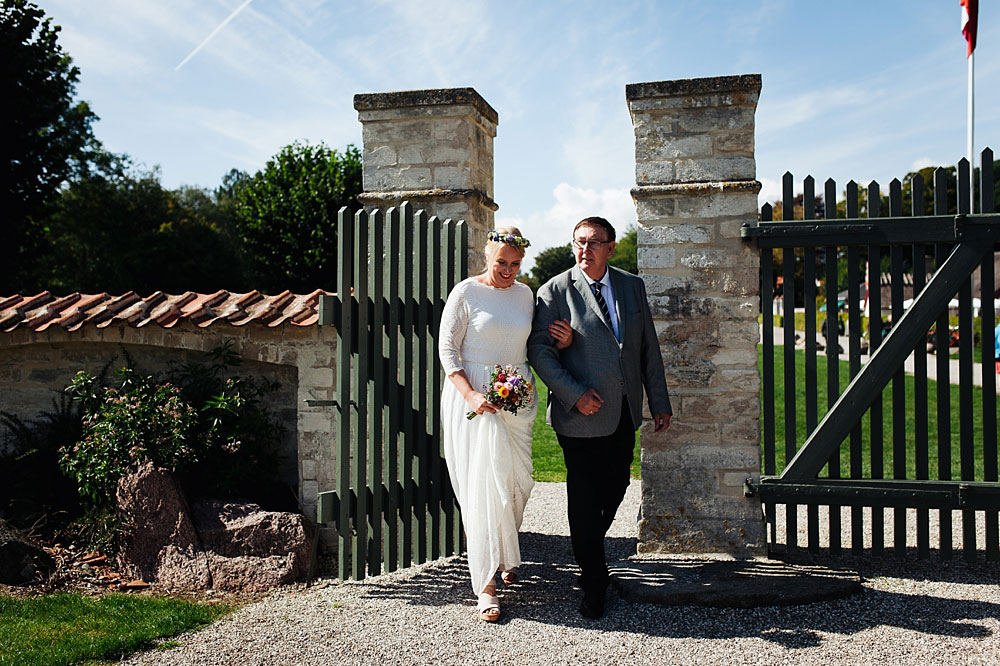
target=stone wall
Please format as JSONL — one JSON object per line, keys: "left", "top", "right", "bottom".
{"left": 627, "top": 75, "right": 766, "bottom": 555}
{"left": 0, "top": 323, "right": 337, "bottom": 525}
{"left": 354, "top": 88, "right": 498, "bottom": 274}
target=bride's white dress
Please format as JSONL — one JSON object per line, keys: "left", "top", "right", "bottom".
{"left": 438, "top": 277, "right": 536, "bottom": 595}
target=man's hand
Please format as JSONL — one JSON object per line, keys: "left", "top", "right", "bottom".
{"left": 653, "top": 413, "right": 672, "bottom": 433}
{"left": 574, "top": 389, "right": 603, "bottom": 416}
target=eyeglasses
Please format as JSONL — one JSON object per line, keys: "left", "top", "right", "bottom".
{"left": 572, "top": 238, "right": 611, "bottom": 251}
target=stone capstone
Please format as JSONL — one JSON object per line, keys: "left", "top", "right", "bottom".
{"left": 115, "top": 463, "right": 311, "bottom": 592}
{"left": 0, "top": 519, "right": 55, "bottom": 584}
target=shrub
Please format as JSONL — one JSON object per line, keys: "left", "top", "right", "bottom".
{"left": 56, "top": 344, "right": 288, "bottom": 513}
{"left": 0, "top": 360, "right": 113, "bottom": 531}
{"left": 0, "top": 394, "right": 83, "bottom": 530}
{"left": 60, "top": 368, "right": 203, "bottom": 506}
{"left": 171, "top": 343, "right": 286, "bottom": 504}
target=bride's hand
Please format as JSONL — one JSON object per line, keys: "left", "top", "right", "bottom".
{"left": 549, "top": 318, "right": 573, "bottom": 350}
{"left": 465, "top": 391, "right": 499, "bottom": 416}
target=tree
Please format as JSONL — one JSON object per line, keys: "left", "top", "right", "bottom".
{"left": 38, "top": 159, "right": 245, "bottom": 294}
{"left": 768, "top": 193, "right": 826, "bottom": 221}
{"left": 527, "top": 226, "right": 638, "bottom": 292}
{"left": 530, "top": 243, "right": 574, "bottom": 289}
{"left": 608, "top": 225, "right": 638, "bottom": 274}
{"left": 233, "top": 142, "right": 362, "bottom": 293}
{"left": 1, "top": 0, "right": 101, "bottom": 293}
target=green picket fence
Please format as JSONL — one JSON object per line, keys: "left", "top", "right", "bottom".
{"left": 317, "top": 203, "right": 468, "bottom": 580}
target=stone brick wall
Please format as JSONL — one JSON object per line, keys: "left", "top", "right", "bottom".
{"left": 627, "top": 75, "right": 766, "bottom": 555}
{"left": 0, "top": 323, "right": 337, "bottom": 526}
{"left": 354, "top": 88, "right": 498, "bottom": 274}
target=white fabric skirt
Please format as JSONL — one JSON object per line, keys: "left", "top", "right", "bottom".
{"left": 441, "top": 360, "right": 536, "bottom": 595}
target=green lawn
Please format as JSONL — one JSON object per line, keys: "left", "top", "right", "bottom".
{"left": 533, "top": 348, "right": 998, "bottom": 483}
{"left": 949, "top": 345, "right": 991, "bottom": 364}
{"left": 766, "top": 347, "right": 999, "bottom": 480}
{"left": 531, "top": 372, "right": 640, "bottom": 482}
{"left": 0, "top": 593, "right": 232, "bottom": 666}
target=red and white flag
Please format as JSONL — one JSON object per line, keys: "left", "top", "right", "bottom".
{"left": 961, "top": 0, "right": 978, "bottom": 57}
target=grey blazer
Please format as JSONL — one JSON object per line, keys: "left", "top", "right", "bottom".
{"left": 527, "top": 265, "right": 671, "bottom": 438}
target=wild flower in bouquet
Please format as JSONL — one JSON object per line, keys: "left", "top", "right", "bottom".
{"left": 466, "top": 364, "right": 534, "bottom": 419}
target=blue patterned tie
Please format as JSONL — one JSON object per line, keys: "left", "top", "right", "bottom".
{"left": 590, "top": 282, "right": 614, "bottom": 336}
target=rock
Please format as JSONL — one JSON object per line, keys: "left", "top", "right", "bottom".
{"left": 0, "top": 519, "right": 55, "bottom": 584}
{"left": 191, "top": 500, "right": 311, "bottom": 592}
{"left": 114, "top": 464, "right": 311, "bottom": 592}
{"left": 115, "top": 462, "right": 212, "bottom": 589}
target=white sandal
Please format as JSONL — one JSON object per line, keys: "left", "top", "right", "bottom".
{"left": 477, "top": 591, "right": 500, "bottom": 622}
{"left": 500, "top": 568, "right": 519, "bottom": 585}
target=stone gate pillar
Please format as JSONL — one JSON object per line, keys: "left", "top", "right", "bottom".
{"left": 627, "top": 74, "right": 766, "bottom": 555}
{"left": 354, "top": 88, "right": 498, "bottom": 273}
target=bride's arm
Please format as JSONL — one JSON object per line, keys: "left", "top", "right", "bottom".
{"left": 439, "top": 284, "right": 497, "bottom": 414}
{"left": 447, "top": 370, "right": 498, "bottom": 415}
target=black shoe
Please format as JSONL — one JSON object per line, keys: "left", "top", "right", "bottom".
{"left": 579, "top": 591, "right": 605, "bottom": 619}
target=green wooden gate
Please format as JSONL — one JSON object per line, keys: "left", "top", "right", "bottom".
{"left": 316, "top": 203, "right": 468, "bottom": 580}
{"left": 743, "top": 150, "right": 1000, "bottom": 561}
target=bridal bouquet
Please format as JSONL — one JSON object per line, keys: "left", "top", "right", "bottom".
{"left": 466, "top": 364, "right": 534, "bottom": 419}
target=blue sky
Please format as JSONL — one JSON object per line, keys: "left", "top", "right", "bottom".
{"left": 37, "top": 0, "right": 1000, "bottom": 270}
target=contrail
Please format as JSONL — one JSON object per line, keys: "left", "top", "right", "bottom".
{"left": 175, "top": 0, "right": 255, "bottom": 71}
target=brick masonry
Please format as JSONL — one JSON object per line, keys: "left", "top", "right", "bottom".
{"left": 354, "top": 88, "right": 498, "bottom": 274}
{"left": 628, "top": 74, "right": 766, "bottom": 555}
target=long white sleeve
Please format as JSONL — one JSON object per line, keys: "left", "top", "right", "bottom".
{"left": 438, "top": 282, "right": 470, "bottom": 375}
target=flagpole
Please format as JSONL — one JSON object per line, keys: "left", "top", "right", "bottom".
{"left": 968, "top": 50, "right": 975, "bottom": 212}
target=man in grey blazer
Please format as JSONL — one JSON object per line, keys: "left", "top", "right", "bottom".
{"left": 527, "top": 216, "right": 671, "bottom": 619}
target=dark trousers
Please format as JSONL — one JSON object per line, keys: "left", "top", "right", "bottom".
{"left": 557, "top": 399, "right": 635, "bottom": 595}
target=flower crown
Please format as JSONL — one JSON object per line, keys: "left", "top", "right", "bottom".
{"left": 487, "top": 230, "right": 531, "bottom": 248}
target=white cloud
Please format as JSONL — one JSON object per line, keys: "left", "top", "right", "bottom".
{"left": 55, "top": 28, "right": 151, "bottom": 77}
{"left": 175, "top": 0, "right": 255, "bottom": 71}
{"left": 757, "top": 84, "right": 871, "bottom": 136}
{"left": 726, "top": 0, "right": 788, "bottom": 42}
{"left": 369, "top": 0, "right": 493, "bottom": 86}
{"left": 180, "top": 103, "right": 358, "bottom": 172}
{"left": 497, "top": 183, "right": 635, "bottom": 272}
{"left": 757, "top": 175, "right": 782, "bottom": 209}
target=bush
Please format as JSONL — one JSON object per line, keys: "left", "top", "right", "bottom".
{"left": 54, "top": 344, "right": 287, "bottom": 513}
{"left": 171, "top": 344, "right": 286, "bottom": 505}
{"left": 60, "top": 368, "right": 202, "bottom": 506}
{"left": 0, "top": 394, "right": 85, "bottom": 530}
{"left": 0, "top": 360, "right": 113, "bottom": 531}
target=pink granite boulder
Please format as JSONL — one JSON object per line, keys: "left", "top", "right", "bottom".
{"left": 191, "top": 500, "right": 311, "bottom": 592}
{"left": 115, "top": 462, "right": 212, "bottom": 589}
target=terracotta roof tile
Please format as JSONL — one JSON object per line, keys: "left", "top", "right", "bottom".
{"left": 0, "top": 290, "right": 334, "bottom": 333}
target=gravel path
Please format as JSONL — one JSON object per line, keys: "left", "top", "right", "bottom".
{"left": 122, "top": 481, "right": 1000, "bottom": 665}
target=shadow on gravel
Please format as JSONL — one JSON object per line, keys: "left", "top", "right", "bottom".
{"left": 777, "top": 550, "right": 1000, "bottom": 585}
{"left": 352, "top": 531, "right": 999, "bottom": 646}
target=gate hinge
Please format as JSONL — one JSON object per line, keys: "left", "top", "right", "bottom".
{"left": 958, "top": 483, "right": 971, "bottom": 507}
{"left": 743, "top": 476, "right": 758, "bottom": 498}
{"left": 954, "top": 214, "right": 967, "bottom": 240}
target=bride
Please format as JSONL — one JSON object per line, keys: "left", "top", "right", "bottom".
{"left": 438, "top": 226, "right": 571, "bottom": 622}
